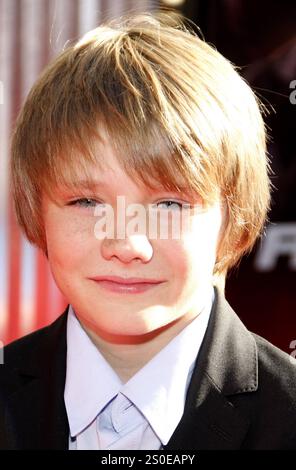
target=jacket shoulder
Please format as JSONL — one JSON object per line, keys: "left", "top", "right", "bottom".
{"left": 253, "top": 331, "right": 296, "bottom": 388}
{"left": 0, "top": 309, "right": 68, "bottom": 384}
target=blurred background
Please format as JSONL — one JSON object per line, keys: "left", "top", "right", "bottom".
{"left": 0, "top": 0, "right": 295, "bottom": 352}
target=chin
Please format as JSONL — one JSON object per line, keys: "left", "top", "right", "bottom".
{"left": 105, "top": 320, "right": 166, "bottom": 339}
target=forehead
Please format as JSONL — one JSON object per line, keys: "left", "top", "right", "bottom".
{"left": 51, "top": 136, "right": 192, "bottom": 194}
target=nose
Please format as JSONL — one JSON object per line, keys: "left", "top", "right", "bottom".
{"left": 101, "top": 234, "right": 153, "bottom": 264}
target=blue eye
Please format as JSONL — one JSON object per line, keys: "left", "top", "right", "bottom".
{"left": 69, "top": 198, "right": 100, "bottom": 208}
{"left": 155, "top": 201, "right": 190, "bottom": 210}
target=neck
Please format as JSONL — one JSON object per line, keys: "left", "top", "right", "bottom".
{"left": 81, "top": 310, "right": 200, "bottom": 383}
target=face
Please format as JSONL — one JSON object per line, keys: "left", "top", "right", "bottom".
{"left": 42, "top": 139, "right": 225, "bottom": 342}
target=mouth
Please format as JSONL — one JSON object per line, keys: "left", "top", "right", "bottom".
{"left": 88, "top": 276, "right": 166, "bottom": 294}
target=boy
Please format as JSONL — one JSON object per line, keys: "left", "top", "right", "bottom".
{"left": 1, "top": 11, "right": 296, "bottom": 450}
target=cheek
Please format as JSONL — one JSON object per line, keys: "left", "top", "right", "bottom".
{"left": 45, "top": 213, "right": 94, "bottom": 272}
{"left": 154, "top": 239, "right": 197, "bottom": 300}
{"left": 161, "top": 208, "right": 223, "bottom": 282}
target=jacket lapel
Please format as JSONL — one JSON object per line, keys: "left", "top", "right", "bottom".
{"left": 165, "top": 288, "right": 258, "bottom": 450}
{"left": 4, "top": 310, "right": 69, "bottom": 449}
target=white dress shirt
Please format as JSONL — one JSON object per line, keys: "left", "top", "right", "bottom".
{"left": 64, "top": 288, "right": 214, "bottom": 450}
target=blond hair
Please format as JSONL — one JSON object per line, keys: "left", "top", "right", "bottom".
{"left": 10, "top": 11, "right": 271, "bottom": 275}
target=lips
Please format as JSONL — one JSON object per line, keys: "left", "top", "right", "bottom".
{"left": 88, "top": 275, "right": 165, "bottom": 294}
{"left": 89, "top": 275, "right": 164, "bottom": 284}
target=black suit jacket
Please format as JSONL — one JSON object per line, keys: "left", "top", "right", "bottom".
{"left": 1, "top": 288, "right": 296, "bottom": 450}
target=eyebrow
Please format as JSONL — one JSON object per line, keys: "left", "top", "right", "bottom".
{"left": 62, "top": 178, "right": 190, "bottom": 196}
{"left": 64, "top": 179, "right": 109, "bottom": 190}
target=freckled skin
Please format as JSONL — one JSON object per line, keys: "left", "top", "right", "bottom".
{"left": 42, "top": 141, "right": 224, "bottom": 348}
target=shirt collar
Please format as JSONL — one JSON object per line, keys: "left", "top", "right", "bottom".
{"left": 65, "top": 287, "right": 214, "bottom": 442}
{"left": 64, "top": 311, "right": 122, "bottom": 436}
